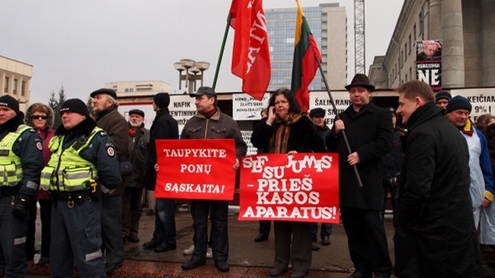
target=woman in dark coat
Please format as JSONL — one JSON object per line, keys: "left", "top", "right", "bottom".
{"left": 251, "top": 88, "right": 325, "bottom": 278}
{"left": 24, "top": 103, "right": 55, "bottom": 265}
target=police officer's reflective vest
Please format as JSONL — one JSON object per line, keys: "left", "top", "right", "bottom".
{"left": 0, "top": 125, "right": 32, "bottom": 187}
{"left": 40, "top": 127, "right": 102, "bottom": 192}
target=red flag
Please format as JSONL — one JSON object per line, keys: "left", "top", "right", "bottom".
{"left": 291, "top": 0, "right": 322, "bottom": 113}
{"left": 230, "top": 0, "right": 271, "bottom": 101}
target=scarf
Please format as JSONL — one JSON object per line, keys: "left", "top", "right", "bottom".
{"left": 269, "top": 113, "right": 303, "bottom": 154}
{"left": 461, "top": 120, "right": 474, "bottom": 137}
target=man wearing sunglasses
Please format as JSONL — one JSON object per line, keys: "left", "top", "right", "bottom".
{"left": 0, "top": 95, "right": 44, "bottom": 277}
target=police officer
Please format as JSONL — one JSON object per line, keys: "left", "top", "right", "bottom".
{"left": 41, "top": 99, "right": 121, "bottom": 277}
{"left": 0, "top": 95, "right": 44, "bottom": 277}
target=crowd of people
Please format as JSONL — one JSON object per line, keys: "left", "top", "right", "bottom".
{"left": 0, "top": 75, "right": 493, "bottom": 278}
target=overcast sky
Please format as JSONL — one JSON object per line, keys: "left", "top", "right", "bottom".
{"left": 2, "top": 0, "right": 403, "bottom": 104}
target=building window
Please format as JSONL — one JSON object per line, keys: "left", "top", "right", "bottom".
{"left": 4, "top": 77, "right": 8, "bottom": 93}
{"left": 404, "top": 43, "right": 407, "bottom": 61}
{"left": 21, "top": 81, "right": 26, "bottom": 96}
{"left": 408, "top": 34, "right": 412, "bottom": 54}
{"left": 13, "top": 79, "right": 17, "bottom": 94}
{"left": 419, "top": 10, "right": 424, "bottom": 38}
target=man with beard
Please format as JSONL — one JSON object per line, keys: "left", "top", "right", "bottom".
{"left": 41, "top": 98, "right": 121, "bottom": 277}
{"left": 142, "top": 93, "right": 179, "bottom": 253}
{"left": 122, "top": 109, "right": 149, "bottom": 243}
{"left": 394, "top": 80, "right": 482, "bottom": 277}
{"left": 0, "top": 95, "right": 43, "bottom": 277}
{"left": 90, "top": 88, "right": 129, "bottom": 273}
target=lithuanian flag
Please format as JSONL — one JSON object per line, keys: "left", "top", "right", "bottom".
{"left": 291, "top": 0, "right": 322, "bottom": 113}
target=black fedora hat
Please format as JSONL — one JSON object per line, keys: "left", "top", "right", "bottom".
{"left": 345, "top": 74, "right": 375, "bottom": 92}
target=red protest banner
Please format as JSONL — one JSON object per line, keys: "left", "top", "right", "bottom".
{"left": 154, "top": 139, "right": 236, "bottom": 201}
{"left": 239, "top": 153, "right": 339, "bottom": 223}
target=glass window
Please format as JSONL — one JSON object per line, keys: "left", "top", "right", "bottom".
{"left": 4, "top": 77, "right": 8, "bottom": 93}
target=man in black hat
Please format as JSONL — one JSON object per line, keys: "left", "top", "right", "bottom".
{"left": 308, "top": 108, "right": 332, "bottom": 246}
{"left": 142, "top": 93, "right": 180, "bottom": 253}
{"left": 435, "top": 91, "right": 452, "bottom": 110}
{"left": 122, "top": 109, "right": 149, "bottom": 243}
{"left": 0, "top": 95, "right": 44, "bottom": 277}
{"left": 90, "top": 88, "right": 128, "bottom": 273}
{"left": 42, "top": 98, "right": 121, "bottom": 277}
{"left": 326, "top": 74, "right": 393, "bottom": 278}
{"left": 181, "top": 86, "right": 247, "bottom": 273}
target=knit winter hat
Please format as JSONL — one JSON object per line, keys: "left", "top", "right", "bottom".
{"left": 446, "top": 95, "right": 472, "bottom": 113}
{"left": 435, "top": 91, "right": 452, "bottom": 103}
{"left": 153, "top": 93, "right": 170, "bottom": 109}
{"left": 0, "top": 95, "right": 20, "bottom": 114}
{"left": 60, "top": 99, "right": 90, "bottom": 116}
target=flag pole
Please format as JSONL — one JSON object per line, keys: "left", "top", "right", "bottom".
{"left": 316, "top": 59, "right": 364, "bottom": 187}
{"left": 212, "top": 14, "right": 232, "bottom": 90}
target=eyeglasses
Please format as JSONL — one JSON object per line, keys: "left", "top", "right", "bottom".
{"left": 31, "top": 115, "right": 48, "bottom": 120}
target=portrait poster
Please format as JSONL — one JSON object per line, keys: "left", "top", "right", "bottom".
{"left": 239, "top": 153, "right": 340, "bottom": 223}
{"left": 154, "top": 139, "right": 236, "bottom": 200}
{"left": 416, "top": 39, "right": 442, "bottom": 91}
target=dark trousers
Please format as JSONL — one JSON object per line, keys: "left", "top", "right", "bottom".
{"left": 259, "top": 220, "right": 271, "bottom": 236}
{"left": 0, "top": 196, "right": 27, "bottom": 278}
{"left": 273, "top": 221, "right": 312, "bottom": 273}
{"left": 101, "top": 195, "right": 124, "bottom": 265}
{"left": 26, "top": 199, "right": 51, "bottom": 260}
{"left": 310, "top": 223, "right": 332, "bottom": 239}
{"left": 151, "top": 198, "right": 176, "bottom": 247}
{"left": 191, "top": 200, "right": 228, "bottom": 262}
{"left": 50, "top": 198, "right": 105, "bottom": 277}
{"left": 122, "top": 187, "right": 143, "bottom": 238}
{"left": 341, "top": 207, "right": 392, "bottom": 276}
{"left": 382, "top": 182, "right": 399, "bottom": 227}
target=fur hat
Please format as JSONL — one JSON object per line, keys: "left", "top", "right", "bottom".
{"left": 60, "top": 99, "right": 90, "bottom": 116}
{"left": 153, "top": 93, "right": 170, "bottom": 109}
{"left": 0, "top": 95, "right": 20, "bottom": 114}
{"left": 446, "top": 95, "right": 472, "bottom": 113}
{"left": 345, "top": 74, "right": 375, "bottom": 92}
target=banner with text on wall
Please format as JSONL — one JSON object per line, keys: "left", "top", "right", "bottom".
{"left": 239, "top": 153, "right": 340, "bottom": 223}
{"left": 416, "top": 39, "right": 442, "bottom": 91}
{"left": 154, "top": 139, "right": 236, "bottom": 200}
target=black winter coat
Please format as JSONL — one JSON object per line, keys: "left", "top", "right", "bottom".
{"left": 145, "top": 108, "right": 179, "bottom": 190}
{"left": 394, "top": 103, "right": 482, "bottom": 277}
{"left": 326, "top": 102, "right": 393, "bottom": 210}
{"left": 126, "top": 125, "right": 150, "bottom": 188}
{"left": 251, "top": 115, "right": 326, "bottom": 154}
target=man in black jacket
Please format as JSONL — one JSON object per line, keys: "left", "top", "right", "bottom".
{"left": 122, "top": 109, "right": 149, "bottom": 243}
{"left": 326, "top": 74, "right": 393, "bottom": 278}
{"left": 394, "top": 80, "right": 482, "bottom": 277}
{"left": 142, "top": 93, "right": 180, "bottom": 253}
